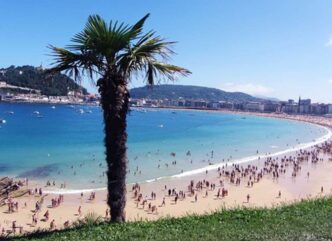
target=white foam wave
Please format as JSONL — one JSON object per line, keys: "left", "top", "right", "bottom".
{"left": 44, "top": 187, "right": 106, "bottom": 194}
{"left": 172, "top": 125, "right": 331, "bottom": 178}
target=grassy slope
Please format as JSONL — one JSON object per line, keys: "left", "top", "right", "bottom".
{"left": 12, "top": 198, "right": 332, "bottom": 241}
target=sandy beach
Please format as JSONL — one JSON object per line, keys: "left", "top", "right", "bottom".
{"left": 1, "top": 112, "right": 332, "bottom": 236}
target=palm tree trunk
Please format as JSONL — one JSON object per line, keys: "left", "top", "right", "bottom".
{"left": 99, "top": 75, "right": 129, "bottom": 222}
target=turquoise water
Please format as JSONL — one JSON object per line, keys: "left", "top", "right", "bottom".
{"left": 0, "top": 103, "right": 327, "bottom": 189}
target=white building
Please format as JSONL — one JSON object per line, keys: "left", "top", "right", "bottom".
{"left": 327, "top": 104, "right": 332, "bottom": 114}
{"left": 244, "top": 102, "right": 264, "bottom": 112}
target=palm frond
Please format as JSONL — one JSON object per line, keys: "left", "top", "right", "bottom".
{"left": 145, "top": 61, "right": 191, "bottom": 85}
{"left": 118, "top": 31, "right": 176, "bottom": 75}
{"left": 128, "top": 13, "right": 150, "bottom": 40}
{"left": 47, "top": 45, "right": 103, "bottom": 82}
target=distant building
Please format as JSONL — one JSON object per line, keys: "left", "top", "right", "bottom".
{"left": 298, "top": 97, "right": 311, "bottom": 114}
{"left": 194, "top": 100, "right": 207, "bottom": 108}
{"left": 244, "top": 102, "right": 264, "bottom": 112}
{"left": 263, "top": 101, "right": 279, "bottom": 112}
{"left": 233, "top": 103, "right": 244, "bottom": 110}
{"left": 160, "top": 99, "right": 171, "bottom": 107}
{"left": 288, "top": 99, "right": 295, "bottom": 105}
{"left": 126, "top": 95, "right": 332, "bottom": 117}
{"left": 328, "top": 104, "right": 332, "bottom": 114}
{"left": 207, "top": 101, "right": 220, "bottom": 109}
{"left": 311, "top": 103, "right": 328, "bottom": 115}
{"left": 176, "top": 99, "right": 183, "bottom": 107}
{"left": 184, "top": 100, "right": 193, "bottom": 107}
{"left": 220, "top": 101, "right": 234, "bottom": 110}
{"left": 281, "top": 100, "right": 298, "bottom": 114}
{"left": 68, "top": 90, "right": 83, "bottom": 97}
{"left": 129, "top": 98, "right": 143, "bottom": 107}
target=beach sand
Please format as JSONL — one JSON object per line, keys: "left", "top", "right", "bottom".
{"left": 1, "top": 113, "right": 332, "bottom": 235}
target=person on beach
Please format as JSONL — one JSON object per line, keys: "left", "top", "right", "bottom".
{"left": 78, "top": 206, "right": 82, "bottom": 216}
{"left": 12, "top": 221, "right": 16, "bottom": 234}
{"left": 105, "top": 209, "right": 109, "bottom": 219}
{"left": 44, "top": 210, "right": 49, "bottom": 221}
{"left": 64, "top": 221, "right": 70, "bottom": 228}
{"left": 50, "top": 219, "right": 56, "bottom": 230}
{"left": 33, "top": 213, "right": 38, "bottom": 226}
{"left": 246, "top": 194, "right": 250, "bottom": 203}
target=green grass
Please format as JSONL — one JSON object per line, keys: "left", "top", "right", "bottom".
{"left": 11, "top": 197, "right": 332, "bottom": 241}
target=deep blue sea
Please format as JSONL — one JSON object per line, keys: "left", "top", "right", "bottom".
{"left": 0, "top": 103, "right": 328, "bottom": 190}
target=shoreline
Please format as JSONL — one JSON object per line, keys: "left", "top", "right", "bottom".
{"left": 43, "top": 111, "right": 332, "bottom": 194}
{"left": 45, "top": 124, "right": 331, "bottom": 195}
{"left": 2, "top": 110, "right": 332, "bottom": 235}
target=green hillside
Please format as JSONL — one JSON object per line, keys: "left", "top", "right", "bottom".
{"left": 0, "top": 65, "right": 87, "bottom": 96}
{"left": 130, "top": 85, "right": 262, "bottom": 102}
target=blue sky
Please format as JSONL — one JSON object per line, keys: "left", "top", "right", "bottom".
{"left": 1, "top": 0, "right": 332, "bottom": 102}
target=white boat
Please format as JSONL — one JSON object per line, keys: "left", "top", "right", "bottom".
{"left": 7, "top": 111, "right": 14, "bottom": 115}
{"left": 0, "top": 119, "right": 6, "bottom": 124}
{"left": 51, "top": 106, "right": 56, "bottom": 109}
{"left": 33, "top": 111, "right": 40, "bottom": 115}
{"left": 79, "top": 109, "right": 84, "bottom": 114}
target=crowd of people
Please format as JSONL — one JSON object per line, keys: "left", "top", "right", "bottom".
{"left": 130, "top": 139, "right": 332, "bottom": 218}
{"left": 1, "top": 115, "right": 332, "bottom": 237}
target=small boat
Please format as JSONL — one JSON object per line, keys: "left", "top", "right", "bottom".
{"left": 86, "top": 110, "right": 92, "bottom": 113}
{"left": 33, "top": 111, "right": 40, "bottom": 115}
{"left": 0, "top": 119, "right": 6, "bottom": 124}
{"left": 6, "top": 111, "right": 14, "bottom": 115}
{"left": 79, "top": 109, "right": 84, "bottom": 114}
{"left": 51, "top": 106, "right": 56, "bottom": 109}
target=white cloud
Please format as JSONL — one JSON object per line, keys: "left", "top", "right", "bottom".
{"left": 328, "top": 79, "right": 332, "bottom": 84}
{"left": 221, "top": 82, "right": 274, "bottom": 96}
{"left": 326, "top": 36, "right": 332, "bottom": 47}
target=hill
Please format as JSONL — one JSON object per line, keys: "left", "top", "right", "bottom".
{"left": 130, "top": 85, "right": 262, "bottom": 102}
{"left": 0, "top": 65, "right": 87, "bottom": 96}
{"left": 12, "top": 197, "right": 332, "bottom": 241}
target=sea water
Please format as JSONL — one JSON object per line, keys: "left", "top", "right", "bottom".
{"left": 0, "top": 103, "right": 328, "bottom": 190}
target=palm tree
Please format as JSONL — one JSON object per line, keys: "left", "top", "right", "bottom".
{"left": 47, "top": 14, "right": 191, "bottom": 222}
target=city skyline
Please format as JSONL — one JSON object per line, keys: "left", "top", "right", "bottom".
{"left": 1, "top": 1, "right": 332, "bottom": 102}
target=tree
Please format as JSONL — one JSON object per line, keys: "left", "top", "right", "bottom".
{"left": 47, "top": 13, "right": 191, "bottom": 222}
